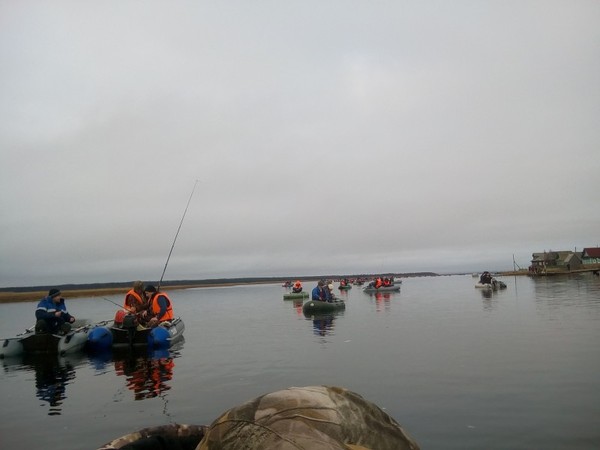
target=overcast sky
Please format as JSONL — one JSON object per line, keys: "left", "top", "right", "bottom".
{"left": 1, "top": 1, "right": 598, "bottom": 288}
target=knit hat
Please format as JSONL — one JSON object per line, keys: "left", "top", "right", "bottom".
{"left": 48, "top": 288, "right": 61, "bottom": 298}
{"left": 144, "top": 285, "right": 157, "bottom": 293}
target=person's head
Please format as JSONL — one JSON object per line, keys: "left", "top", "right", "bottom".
{"left": 144, "top": 285, "right": 157, "bottom": 299}
{"left": 132, "top": 280, "right": 144, "bottom": 292}
{"left": 317, "top": 280, "right": 325, "bottom": 287}
{"left": 48, "top": 288, "right": 61, "bottom": 302}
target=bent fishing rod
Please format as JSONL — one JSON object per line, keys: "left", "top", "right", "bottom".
{"left": 157, "top": 179, "right": 199, "bottom": 292}
{"left": 100, "top": 296, "right": 125, "bottom": 310}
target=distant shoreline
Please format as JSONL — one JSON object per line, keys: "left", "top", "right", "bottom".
{"left": 0, "top": 273, "right": 441, "bottom": 304}
{"left": 0, "top": 281, "right": 273, "bottom": 304}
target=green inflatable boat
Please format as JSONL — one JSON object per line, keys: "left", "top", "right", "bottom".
{"left": 302, "top": 299, "right": 346, "bottom": 313}
{"left": 283, "top": 292, "right": 309, "bottom": 300}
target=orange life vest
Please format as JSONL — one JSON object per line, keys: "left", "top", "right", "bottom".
{"left": 123, "top": 289, "right": 144, "bottom": 313}
{"left": 150, "top": 292, "right": 174, "bottom": 322}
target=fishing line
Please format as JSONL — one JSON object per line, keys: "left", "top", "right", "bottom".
{"left": 158, "top": 179, "right": 199, "bottom": 291}
{"left": 100, "top": 296, "right": 126, "bottom": 310}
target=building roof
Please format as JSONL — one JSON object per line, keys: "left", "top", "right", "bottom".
{"left": 583, "top": 247, "right": 600, "bottom": 258}
{"left": 531, "top": 250, "right": 581, "bottom": 263}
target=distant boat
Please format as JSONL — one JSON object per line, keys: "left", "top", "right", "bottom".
{"left": 474, "top": 280, "right": 507, "bottom": 291}
{"left": 283, "top": 292, "right": 309, "bottom": 300}
{"left": 362, "top": 283, "right": 402, "bottom": 293}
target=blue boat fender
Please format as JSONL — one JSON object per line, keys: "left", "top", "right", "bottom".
{"left": 149, "top": 326, "right": 170, "bottom": 348}
{"left": 87, "top": 326, "right": 113, "bottom": 351}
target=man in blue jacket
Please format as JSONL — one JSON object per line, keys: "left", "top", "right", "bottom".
{"left": 35, "top": 289, "right": 76, "bottom": 334}
{"left": 311, "top": 280, "right": 331, "bottom": 302}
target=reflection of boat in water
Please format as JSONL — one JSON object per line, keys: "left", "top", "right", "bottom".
{"left": 89, "top": 346, "right": 179, "bottom": 401}
{"left": 307, "top": 313, "right": 337, "bottom": 336}
{"left": 1, "top": 319, "right": 96, "bottom": 358}
{"left": 86, "top": 316, "right": 185, "bottom": 353}
{"left": 115, "top": 351, "right": 175, "bottom": 400}
{"left": 303, "top": 309, "right": 344, "bottom": 337}
{"left": 2, "top": 352, "right": 85, "bottom": 415}
{"left": 302, "top": 299, "right": 346, "bottom": 314}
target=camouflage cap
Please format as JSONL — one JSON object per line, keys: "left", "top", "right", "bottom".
{"left": 197, "top": 385, "right": 419, "bottom": 450}
{"left": 96, "top": 386, "right": 419, "bottom": 450}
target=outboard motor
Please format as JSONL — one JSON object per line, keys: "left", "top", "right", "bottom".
{"left": 121, "top": 314, "right": 138, "bottom": 330}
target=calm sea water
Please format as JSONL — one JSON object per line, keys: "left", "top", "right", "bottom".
{"left": 1, "top": 274, "right": 599, "bottom": 450}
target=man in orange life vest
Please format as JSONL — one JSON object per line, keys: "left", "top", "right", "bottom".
{"left": 123, "top": 280, "right": 147, "bottom": 314}
{"left": 143, "top": 285, "right": 174, "bottom": 328}
{"left": 292, "top": 280, "right": 303, "bottom": 293}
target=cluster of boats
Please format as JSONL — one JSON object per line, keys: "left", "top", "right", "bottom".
{"left": 282, "top": 278, "right": 403, "bottom": 315}
{"left": 0, "top": 314, "right": 185, "bottom": 359}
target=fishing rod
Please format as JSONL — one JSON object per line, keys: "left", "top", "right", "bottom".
{"left": 100, "top": 296, "right": 126, "bottom": 310}
{"left": 157, "top": 179, "right": 199, "bottom": 291}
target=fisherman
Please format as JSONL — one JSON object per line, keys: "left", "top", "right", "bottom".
{"left": 311, "top": 280, "right": 328, "bottom": 301}
{"left": 480, "top": 271, "right": 493, "bottom": 284}
{"left": 123, "top": 280, "right": 147, "bottom": 314}
{"left": 144, "top": 285, "right": 174, "bottom": 327}
{"left": 35, "top": 289, "right": 76, "bottom": 334}
{"left": 327, "top": 280, "right": 336, "bottom": 300}
{"left": 292, "top": 280, "right": 303, "bottom": 293}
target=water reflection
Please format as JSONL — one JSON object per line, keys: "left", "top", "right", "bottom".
{"left": 303, "top": 310, "right": 344, "bottom": 337}
{"left": 531, "top": 273, "right": 600, "bottom": 318}
{"left": 2, "top": 353, "right": 83, "bottom": 415}
{"left": 88, "top": 347, "right": 178, "bottom": 400}
{"left": 292, "top": 299, "right": 304, "bottom": 316}
{"left": 364, "top": 291, "right": 394, "bottom": 312}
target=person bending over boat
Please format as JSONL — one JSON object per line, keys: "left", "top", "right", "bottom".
{"left": 479, "top": 271, "right": 493, "bottom": 284}
{"left": 292, "top": 280, "right": 303, "bottom": 293}
{"left": 34, "top": 289, "right": 76, "bottom": 334}
{"left": 124, "top": 280, "right": 148, "bottom": 315}
{"left": 311, "top": 280, "right": 333, "bottom": 302}
{"left": 144, "top": 285, "right": 174, "bottom": 328}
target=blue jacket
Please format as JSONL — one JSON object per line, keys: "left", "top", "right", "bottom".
{"left": 35, "top": 296, "right": 73, "bottom": 323}
{"left": 311, "top": 286, "right": 328, "bottom": 301}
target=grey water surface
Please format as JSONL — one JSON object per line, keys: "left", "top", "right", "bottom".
{"left": 1, "top": 274, "right": 599, "bottom": 450}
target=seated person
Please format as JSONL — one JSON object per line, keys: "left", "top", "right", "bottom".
{"left": 144, "top": 285, "right": 174, "bottom": 328}
{"left": 311, "top": 280, "right": 328, "bottom": 301}
{"left": 292, "top": 280, "right": 303, "bottom": 293}
{"left": 480, "top": 271, "right": 493, "bottom": 284}
{"left": 35, "top": 289, "right": 75, "bottom": 334}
